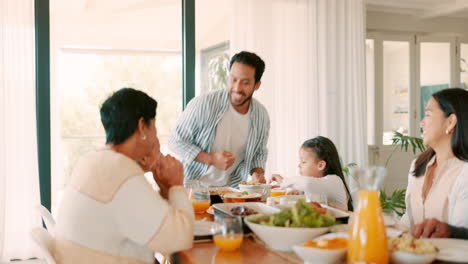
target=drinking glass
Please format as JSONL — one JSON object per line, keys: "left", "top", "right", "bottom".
{"left": 213, "top": 215, "right": 243, "bottom": 251}
{"left": 304, "top": 191, "right": 328, "bottom": 206}
{"left": 185, "top": 180, "right": 211, "bottom": 213}
{"left": 270, "top": 189, "right": 286, "bottom": 197}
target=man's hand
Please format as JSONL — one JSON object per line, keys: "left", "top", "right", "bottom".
{"left": 152, "top": 154, "right": 184, "bottom": 199}
{"left": 411, "top": 218, "right": 451, "bottom": 238}
{"left": 211, "top": 151, "right": 235, "bottom": 170}
{"left": 251, "top": 168, "right": 266, "bottom": 184}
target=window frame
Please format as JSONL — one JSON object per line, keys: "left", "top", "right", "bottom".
{"left": 367, "top": 31, "right": 468, "bottom": 147}
{"left": 36, "top": 0, "right": 196, "bottom": 210}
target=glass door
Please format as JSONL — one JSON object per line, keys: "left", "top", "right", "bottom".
{"left": 460, "top": 37, "right": 468, "bottom": 89}
{"left": 417, "top": 36, "right": 455, "bottom": 123}
{"left": 382, "top": 38, "right": 412, "bottom": 145}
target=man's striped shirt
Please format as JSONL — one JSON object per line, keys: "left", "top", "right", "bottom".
{"left": 168, "top": 89, "right": 270, "bottom": 187}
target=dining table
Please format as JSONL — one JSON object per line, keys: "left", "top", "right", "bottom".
{"left": 167, "top": 212, "right": 467, "bottom": 264}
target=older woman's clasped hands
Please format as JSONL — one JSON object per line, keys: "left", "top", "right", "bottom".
{"left": 140, "top": 148, "right": 184, "bottom": 199}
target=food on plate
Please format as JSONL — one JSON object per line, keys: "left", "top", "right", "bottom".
{"left": 230, "top": 206, "right": 258, "bottom": 216}
{"left": 388, "top": 235, "right": 437, "bottom": 254}
{"left": 251, "top": 199, "right": 335, "bottom": 228}
{"left": 209, "top": 190, "right": 233, "bottom": 195}
{"left": 308, "top": 201, "right": 327, "bottom": 215}
{"left": 240, "top": 181, "right": 264, "bottom": 186}
{"left": 223, "top": 192, "right": 262, "bottom": 203}
{"left": 303, "top": 238, "right": 348, "bottom": 250}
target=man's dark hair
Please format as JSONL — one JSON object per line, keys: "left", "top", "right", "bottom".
{"left": 413, "top": 88, "right": 468, "bottom": 177}
{"left": 229, "top": 51, "right": 265, "bottom": 83}
{"left": 100, "top": 88, "right": 157, "bottom": 145}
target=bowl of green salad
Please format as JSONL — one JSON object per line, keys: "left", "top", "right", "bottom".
{"left": 244, "top": 199, "right": 336, "bottom": 251}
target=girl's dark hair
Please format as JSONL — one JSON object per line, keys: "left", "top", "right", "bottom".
{"left": 100, "top": 88, "right": 157, "bottom": 145}
{"left": 413, "top": 88, "right": 468, "bottom": 177}
{"left": 302, "top": 136, "right": 353, "bottom": 211}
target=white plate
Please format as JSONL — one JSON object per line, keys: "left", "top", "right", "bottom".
{"left": 193, "top": 220, "right": 216, "bottom": 236}
{"left": 427, "top": 238, "right": 468, "bottom": 263}
{"left": 212, "top": 202, "right": 280, "bottom": 216}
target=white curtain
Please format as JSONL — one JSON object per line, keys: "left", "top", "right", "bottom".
{"left": 231, "top": 0, "right": 368, "bottom": 178}
{"left": 0, "top": 0, "right": 42, "bottom": 261}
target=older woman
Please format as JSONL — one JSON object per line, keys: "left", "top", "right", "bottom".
{"left": 400, "top": 88, "right": 468, "bottom": 237}
{"left": 54, "top": 88, "right": 194, "bottom": 264}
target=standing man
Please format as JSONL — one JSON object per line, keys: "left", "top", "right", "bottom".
{"left": 168, "top": 51, "right": 269, "bottom": 187}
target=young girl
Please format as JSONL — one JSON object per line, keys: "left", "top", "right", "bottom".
{"left": 271, "top": 136, "right": 353, "bottom": 211}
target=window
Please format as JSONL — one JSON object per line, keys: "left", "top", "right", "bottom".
{"left": 419, "top": 40, "right": 452, "bottom": 120}
{"left": 382, "top": 40, "right": 410, "bottom": 145}
{"left": 461, "top": 41, "right": 468, "bottom": 89}
{"left": 50, "top": 1, "right": 182, "bottom": 212}
{"left": 195, "top": 0, "right": 231, "bottom": 96}
{"left": 366, "top": 33, "right": 465, "bottom": 146}
{"left": 200, "top": 42, "right": 230, "bottom": 94}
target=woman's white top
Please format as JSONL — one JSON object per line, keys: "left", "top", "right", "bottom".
{"left": 280, "top": 174, "right": 349, "bottom": 211}
{"left": 401, "top": 156, "right": 468, "bottom": 228}
{"left": 54, "top": 149, "right": 194, "bottom": 264}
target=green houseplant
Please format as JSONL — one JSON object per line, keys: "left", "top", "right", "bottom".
{"left": 344, "top": 132, "right": 425, "bottom": 216}
{"left": 380, "top": 132, "right": 426, "bottom": 216}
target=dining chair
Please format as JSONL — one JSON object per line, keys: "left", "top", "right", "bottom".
{"left": 29, "top": 227, "right": 56, "bottom": 264}
{"left": 34, "top": 205, "right": 55, "bottom": 235}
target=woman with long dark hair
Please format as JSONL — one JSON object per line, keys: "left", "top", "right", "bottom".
{"left": 401, "top": 88, "right": 468, "bottom": 236}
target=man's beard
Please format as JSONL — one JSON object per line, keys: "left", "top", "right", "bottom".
{"left": 229, "top": 91, "right": 253, "bottom": 106}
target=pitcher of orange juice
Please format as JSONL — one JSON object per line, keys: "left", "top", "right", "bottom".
{"left": 347, "top": 167, "right": 388, "bottom": 264}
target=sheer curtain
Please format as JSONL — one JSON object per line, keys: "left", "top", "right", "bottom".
{"left": 0, "top": 0, "right": 42, "bottom": 261}
{"left": 231, "top": 0, "right": 368, "bottom": 178}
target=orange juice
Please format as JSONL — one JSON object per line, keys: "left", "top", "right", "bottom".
{"left": 270, "top": 189, "right": 286, "bottom": 197}
{"left": 192, "top": 200, "right": 210, "bottom": 213}
{"left": 213, "top": 234, "right": 243, "bottom": 251}
{"left": 348, "top": 190, "right": 388, "bottom": 264}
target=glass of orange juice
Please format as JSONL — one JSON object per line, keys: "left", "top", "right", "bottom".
{"left": 213, "top": 215, "right": 243, "bottom": 251}
{"left": 190, "top": 189, "right": 210, "bottom": 213}
{"left": 270, "top": 189, "right": 286, "bottom": 197}
{"left": 186, "top": 181, "right": 211, "bottom": 213}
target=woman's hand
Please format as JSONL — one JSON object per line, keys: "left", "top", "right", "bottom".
{"left": 139, "top": 147, "right": 161, "bottom": 172}
{"left": 152, "top": 154, "right": 184, "bottom": 199}
{"left": 411, "top": 218, "right": 451, "bottom": 238}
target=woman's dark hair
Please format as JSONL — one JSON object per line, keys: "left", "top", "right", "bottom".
{"left": 100, "top": 88, "right": 157, "bottom": 145}
{"left": 229, "top": 51, "right": 265, "bottom": 83}
{"left": 302, "top": 136, "right": 353, "bottom": 211}
{"left": 413, "top": 88, "right": 468, "bottom": 177}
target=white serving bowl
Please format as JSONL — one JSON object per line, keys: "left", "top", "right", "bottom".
{"left": 390, "top": 251, "right": 436, "bottom": 264}
{"left": 293, "top": 232, "right": 347, "bottom": 264}
{"left": 244, "top": 215, "right": 329, "bottom": 251}
{"left": 238, "top": 184, "right": 271, "bottom": 201}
